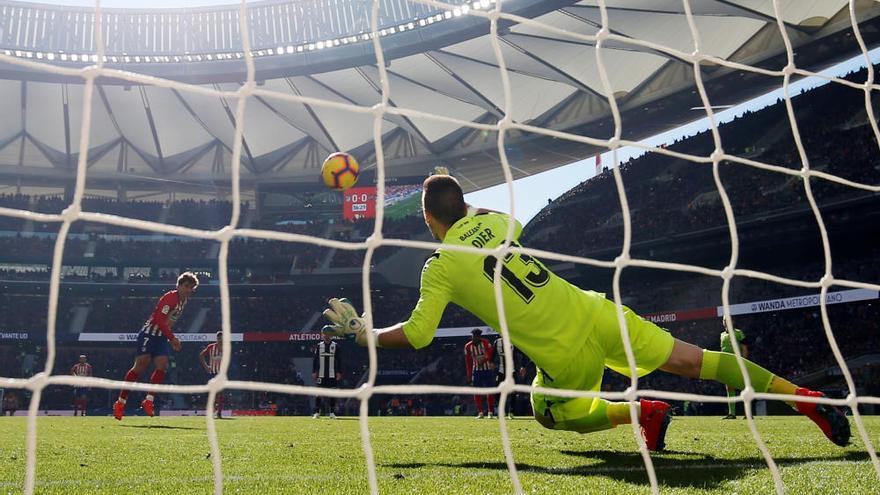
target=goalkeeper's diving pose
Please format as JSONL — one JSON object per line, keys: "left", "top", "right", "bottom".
{"left": 322, "top": 175, "right": 850, "bottom": 451}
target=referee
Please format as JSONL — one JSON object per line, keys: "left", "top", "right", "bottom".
{"left": 313, "top": 333, "right": 342, "bottom": 419}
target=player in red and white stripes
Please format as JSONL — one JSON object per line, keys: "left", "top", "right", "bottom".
{"left": 70, "top": 355, "right": 92, "bottom": 416}
{"left": 199, "top": 331, "right": 225, "bottom": 419}
{"left": 464, "top": 328, "right": 496, "bottom": 418}
{"left": 114, "top": 272, "right": 198, "bottom": 421}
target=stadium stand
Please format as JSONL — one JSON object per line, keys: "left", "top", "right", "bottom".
{"left": 1, "top": 68, "right": 879, "bottom": 417}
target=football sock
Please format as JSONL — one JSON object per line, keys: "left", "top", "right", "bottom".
{"left": 727, "top": 390, "right": 737, "bottom": 416}
{"left": 146, "top": 369, "right": 166, "bottom": 401}
{"left": 607, "top": 401, "right": 634, "bottom": 426}
{"left": 487, "top": 395, "right": 495, "bottom": 414}
{"left": 119, "top": 370, "right": 140, "bottom": 401}
{"left": 473, "top": 395, "right": 484, "bottom": 413}
{"left": 768, "top": 376, "right": 798, "bottom": 407}
{"left": 547, "top": 397, "right": 615, "bottom": 433}
{"left": 699, "top": 350, "right": 774, "bottom": 393}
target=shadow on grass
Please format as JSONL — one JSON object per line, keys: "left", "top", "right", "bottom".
{"left": 118, "top": 424, "right": 202, "bottom": 431}
{"left": 384, "top": 450, "right": 870, "bottom": 489}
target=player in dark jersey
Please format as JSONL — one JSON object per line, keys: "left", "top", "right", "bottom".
{"left": 113, "top": 272, "right": 198, "bottom": 420}
{"left": 312, "top": 333, "right": 342, "bottom": 419}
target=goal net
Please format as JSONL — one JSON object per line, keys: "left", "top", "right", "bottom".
{"left": 0, "top": 1, "right": 878, "bottom": 494}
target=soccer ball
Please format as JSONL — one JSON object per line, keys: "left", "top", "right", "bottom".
{"left": 321, "top": 152, "right": 359, "bottom": 191}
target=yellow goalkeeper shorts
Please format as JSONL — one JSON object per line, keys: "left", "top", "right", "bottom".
{"left": 531, "top": 298, "right": 675, "bottom": 416}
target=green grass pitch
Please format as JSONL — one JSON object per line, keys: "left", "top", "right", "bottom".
{"left": 0, "top": 415, "right": 877, "bottom": 494}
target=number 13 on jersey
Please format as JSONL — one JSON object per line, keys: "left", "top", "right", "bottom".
{"left": 482, "top": 249, "right": 549, "bottom": 303}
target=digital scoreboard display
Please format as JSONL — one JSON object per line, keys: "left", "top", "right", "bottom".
{"left": 343, "top": 183, "right": 423, "bottom": 221}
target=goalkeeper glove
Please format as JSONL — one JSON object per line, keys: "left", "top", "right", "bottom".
{"left": 322, "top": 298, "right": 371, "bottom": 346}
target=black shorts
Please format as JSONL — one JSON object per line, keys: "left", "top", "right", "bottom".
{"left": 316, "top": 378, "right": 337, "bottom": 388}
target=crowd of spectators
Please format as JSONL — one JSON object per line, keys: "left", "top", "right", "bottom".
{"left": 1, "top": 261, "right": 878, "bottom": 416}
{"left": 0, "top": 200, "right": 428, "bottom": 280}
{"left": 2, "top": 66, "right": 880, "bottom": 416}
{"left": 524, "top": 65, "right": 880, "bottom": 258}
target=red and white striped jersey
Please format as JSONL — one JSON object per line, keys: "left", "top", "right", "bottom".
{"left": 464, "top": 338, "right": 494, "bottom": 373}
{"left": 71, "top": 363, "right": 92, "bottom": 377}
{"left": 202, "top": 343, "right": 222, "bottom": 374}
{"left": 142, "top": 290, "right": 187, "bottom": 339}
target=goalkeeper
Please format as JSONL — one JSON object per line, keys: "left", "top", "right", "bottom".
{"left": 323, "top": 175, "right": 850, "bottom": 451}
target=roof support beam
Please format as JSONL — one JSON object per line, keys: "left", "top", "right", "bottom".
{"left": 95, "top": 84, "right": 159, "bottom": 174}
{"left": 62, "top": 84, "right": 71, "bottom": 169}
{"left": 430, "top": 49, "right": 563, "bottom": 85}
{"left": 139, "top": 86, "right": 165, "bottom": 172}
{"left": 172, "top": 88, "right": 232, "bottom": 153}
{"left": 403, "top": 54, "right": 504, "bottom": 119}
{"left": 355, "top": 66, "right": 439, "bottom": 156}
{"left": 712, "top": 1, "right": 813, "bottom": 34}
{"left": 504, "top": 29, "right": 689, "bottom": 65}
{"left": 216, "top": 84, "right": 258, "bottom": 175}
{"left": 307, "top": 72, "right": 437, "bottom": 156}
{"left": 284, "top": 77, "right": 339, "bottom": 152}
{"left": 498, "top": 37, "right": 606, "bottom": 99}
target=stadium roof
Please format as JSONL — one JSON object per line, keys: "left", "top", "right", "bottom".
{"left": 0, "top": 0, "right": 877, "bottom": 194}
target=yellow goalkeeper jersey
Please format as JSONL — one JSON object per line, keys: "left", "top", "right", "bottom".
{"left": 402, "top": 211, "right": 604, "bottom": 378}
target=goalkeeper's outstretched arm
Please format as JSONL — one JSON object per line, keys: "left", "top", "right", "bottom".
{"left": 322, "top": 298, "right": 414, "bottom": 349}
{"left": 373, "top": 324, "right": 414, "bottom": 349}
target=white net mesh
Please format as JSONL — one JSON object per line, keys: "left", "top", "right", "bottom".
{"left": 0, "top": 0, "right": 878, "bottom": 494}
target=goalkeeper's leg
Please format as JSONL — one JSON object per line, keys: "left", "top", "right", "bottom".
{"left": 660, "top": 339, "right": 851, "bottom": 447}
{"left": 530, "top": 340, "right": 672, "bottom": 452}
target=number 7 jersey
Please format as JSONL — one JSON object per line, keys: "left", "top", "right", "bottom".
{"left": 402, "top": 211, "right": 604, "bottom": 378}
